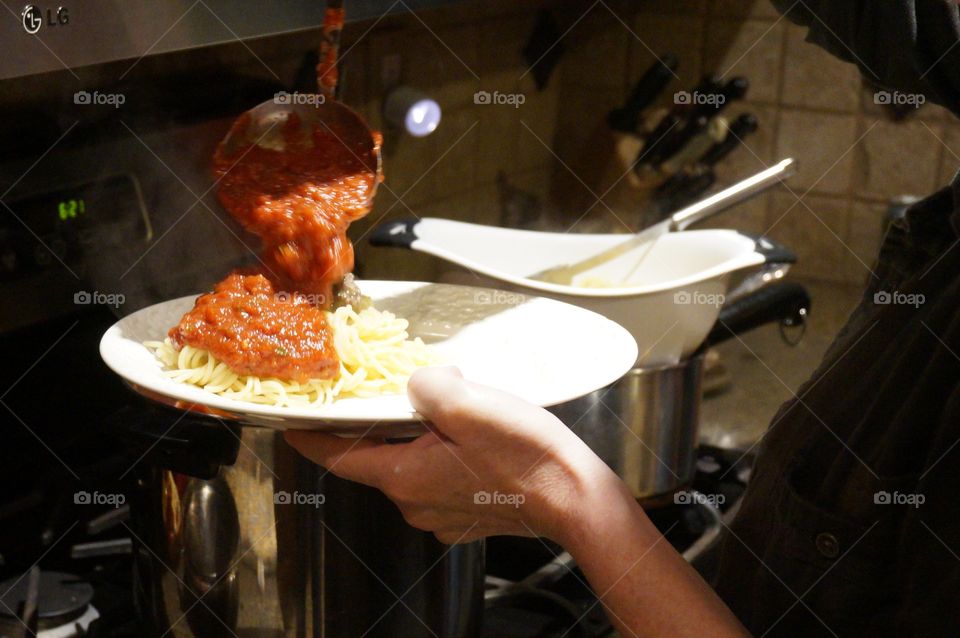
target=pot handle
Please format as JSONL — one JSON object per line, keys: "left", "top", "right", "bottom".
{"left": 369, "top": 218, "right": 420, "bottom": 249}
{"left": 703, "top": 281, "right": 810, "bottom": 348}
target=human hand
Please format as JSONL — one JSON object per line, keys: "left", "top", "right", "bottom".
{"left": 284, "top": 366, "right": 622, "bottom": 545}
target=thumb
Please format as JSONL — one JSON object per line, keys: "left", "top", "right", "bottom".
{"left": 407, "top": 365, "right": 464, "bottom": 418}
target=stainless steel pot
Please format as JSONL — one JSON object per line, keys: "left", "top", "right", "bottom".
{"left": 548, "top": 282, "right": 810, "bottom": 502}
{"left": 123, "top": 419, "right": 484, "bottom": 637}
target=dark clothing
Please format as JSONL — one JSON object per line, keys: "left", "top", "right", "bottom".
{"left": 713, "top": 2, "right": 960, "bottom": 636}
{"left": 714, "top": 178, "right": 960, "bottom": 636}
{"left": 772, "top": 0, "right": 960, "bottom": 116}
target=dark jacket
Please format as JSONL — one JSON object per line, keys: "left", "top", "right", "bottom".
{"left": 713, "top": 2, "right": 960, "bottom": 636}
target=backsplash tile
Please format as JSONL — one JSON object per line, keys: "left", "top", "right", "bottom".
{"left": 704, "top": 19, "right": 786, "bottom": 103}
{"left": 854, "top": 119, "right": 943, "bottom": 200}
{"left": 781, "top": 24, "right": 861, "bottom": 112}
{"left": 338, "top": 0, "right": 958, "bottom": 286}
{"left": 776, "top": 110, "right": 857, "bottom": 195}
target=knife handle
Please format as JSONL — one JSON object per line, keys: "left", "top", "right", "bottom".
{"left": 690, "top": 76, "right": 749, "bottom": 120}
{"left": 634, "top": 113, "right": 681, "bottom": 169}
{"left": 608, "top": 54, "right": 679, "bottom": 133}
{"left": 701, "top": 112, "right": 758, "bottom": 166}
{"left": 650, "top": 115, "right": 709, "bottom": 168}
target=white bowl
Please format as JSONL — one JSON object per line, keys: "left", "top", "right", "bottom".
{"left": 370, "top": 219, "right": 793, "bottom": 365}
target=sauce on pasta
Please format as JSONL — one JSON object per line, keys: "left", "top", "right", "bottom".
{"left": 170, "top": 273, "right": 339, "bottom": 382}
{"left": 171, "top": 112, "right": 382, "bottom": 380}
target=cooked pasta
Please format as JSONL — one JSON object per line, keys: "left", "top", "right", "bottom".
{"left": 145, "top": 305, "right": 435, "bottom": 407}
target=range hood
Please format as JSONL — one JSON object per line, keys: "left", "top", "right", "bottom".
{"left": 1, "top": 0, "right": 463, "bottom": 80}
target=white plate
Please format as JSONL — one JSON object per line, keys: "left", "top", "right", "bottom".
{"left": 100, "top": 281, "right": 638, "bottom": 436}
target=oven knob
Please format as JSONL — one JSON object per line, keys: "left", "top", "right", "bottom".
{"left": 0, "top": 249, "right": 15, "bottom": 273}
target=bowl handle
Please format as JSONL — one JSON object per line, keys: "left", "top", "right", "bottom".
{"left": 749, "top": 234, "right": 796, "bottom": 264}
{"left": 369, "top": 218, "right": 420, "bottom": 249}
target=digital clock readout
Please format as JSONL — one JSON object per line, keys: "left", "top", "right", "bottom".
{"left": 57, "top": 198, "right": 85, "bottom": 221}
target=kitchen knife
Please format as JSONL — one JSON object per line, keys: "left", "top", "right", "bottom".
{"left": 633, "top": 113, "right": 681, "bottom": 169}
{"left": 660, "top": 116, "right": 729, "bottom": 175}
{"left": 656, "top": 112, "right": 758, "bottom": 197}
{"left": 689, "top": 76, "right": 749, "bottom": 122}
{"left": 700, "top": 112, "right": 758, "bottom": 166}
{"left": 661, "top": 168, "right": 717, "bottom": 212}
{"left": 607, "top": 54, "right": 679, "bottom": 133}
{"left": 647, "top": 115, "right": 709, "bottom": 168}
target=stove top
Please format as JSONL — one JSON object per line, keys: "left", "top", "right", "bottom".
{"left": 481, "top": 445, "right": 752, "bottom": 638}
{"left": 0, "top": 442, "right": 750, "bottom": 638}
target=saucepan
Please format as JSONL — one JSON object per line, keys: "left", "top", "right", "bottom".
{"left": 547, "top": 281, "right": 810, "bottom": 503}
{"left": 370, "top": 218, "right": 794, "bottom": 366}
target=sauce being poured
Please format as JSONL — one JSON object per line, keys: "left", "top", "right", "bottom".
{"left": 171, "top": 113, "right": 382, "bottom": 380}
{"left": 213, "top": 113, "right": 381, "bottom": 303}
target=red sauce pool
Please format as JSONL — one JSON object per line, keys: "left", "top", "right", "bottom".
{"left": 171, "top": 112, "right": 381, "bottom": 380}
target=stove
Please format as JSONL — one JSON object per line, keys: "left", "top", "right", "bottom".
{"left": 481, "top": 445, "right": 752, "bottom": 638}
{"left": 0, "top": 442, "right": 750, "bottom": 638}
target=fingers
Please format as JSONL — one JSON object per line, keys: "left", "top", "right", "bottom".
{"left": 409, "top": 366, "right": 561, "bottom": 443}
{"left": 283, "top": 430, "right": 399, "bottom": 488}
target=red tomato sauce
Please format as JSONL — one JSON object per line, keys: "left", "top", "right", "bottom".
{"left": 170, "top": 273, "right": 339, "bottom": 382}
{"left": 171, "top": 112, "right": 381, "bottom": 380}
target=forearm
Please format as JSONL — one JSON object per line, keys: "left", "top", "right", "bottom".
{"left": 557, "top": 476, "right": 749, "bottom": 637}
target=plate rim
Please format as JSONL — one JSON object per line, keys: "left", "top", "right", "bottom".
{"left": 99, "top": 280, "right": 639, "bottom": 426}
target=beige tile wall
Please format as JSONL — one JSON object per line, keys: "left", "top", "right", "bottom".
{"left": 35, "top": 0, "right": 949, "bottom": 287}
{"left": 543, "top": 0, "right": 960, "bottom": 286}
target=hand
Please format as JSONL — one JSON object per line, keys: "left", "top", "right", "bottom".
{"left": 284, "top": 366, "right": 621, "bottom": 545}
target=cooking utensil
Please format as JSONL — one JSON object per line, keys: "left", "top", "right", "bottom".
{"left": 100, "top": 281, "right": 638, "bottom": 436}
{"left": 548, "top": 281, "right": 810, "bottom": 502}
{"left": 607, "top": 54, "right": 679, "bottom": 134}
{"left": 529, "top": 158, "right": 796, "bottom": 285}
{"left": 124, "top": 408, "right": 485, "bottom": 637}
{"left": 216, "top": 0, "right": 381, "bottom": 197}
{"left": 369, "top": 218, "right": 795, "bottom": 365}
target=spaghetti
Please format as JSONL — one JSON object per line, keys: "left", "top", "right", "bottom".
{"left": 146, "top": 305, "right": 434, "bottom": 407}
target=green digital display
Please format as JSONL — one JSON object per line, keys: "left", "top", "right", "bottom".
{"left": 57, "top": 198, "right": 86, "bottom": 221}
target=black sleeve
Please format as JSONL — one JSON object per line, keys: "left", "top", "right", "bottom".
{"left": 772, "top": 0, "right": 960, "bottom": 116}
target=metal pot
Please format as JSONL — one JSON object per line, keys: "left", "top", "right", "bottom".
{"left": 120, "top": 415, "right": 485, "bottom": 637}
{"left": 548, "top": 282, "right": 810, "bottom": 503}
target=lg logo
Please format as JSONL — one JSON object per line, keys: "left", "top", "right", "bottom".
{"left": 21, "top": 4, "right": 69, "bottom": 34}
